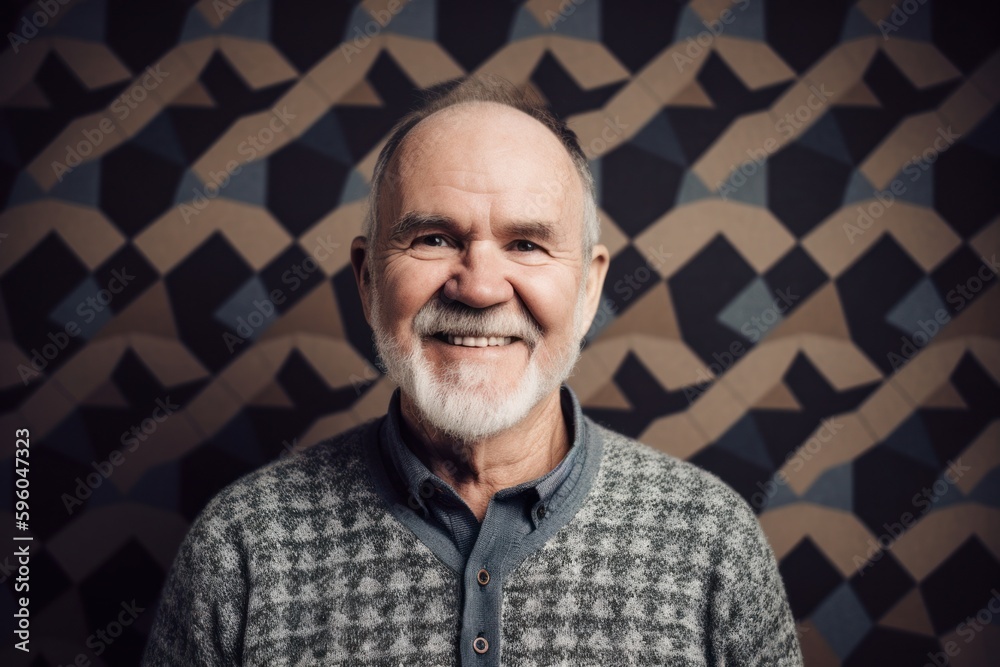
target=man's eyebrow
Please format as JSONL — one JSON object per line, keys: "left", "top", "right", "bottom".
{"left": 388, "top": 211, "right": 454, "bottom": 243}
{"left": 388, "top": 212, "right": 559, "bottom": 245}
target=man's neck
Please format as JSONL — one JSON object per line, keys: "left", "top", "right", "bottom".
{"left": 398, "top": 388, "right": 570, "bottom": 521}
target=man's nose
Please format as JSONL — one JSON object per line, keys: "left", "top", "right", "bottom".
{"left": 441, "top": 241, "right": 514, "bottom": 308}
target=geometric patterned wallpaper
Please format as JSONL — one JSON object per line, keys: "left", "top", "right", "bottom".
{"left": 1, "top": 0, "right": 998, "bottom": 665}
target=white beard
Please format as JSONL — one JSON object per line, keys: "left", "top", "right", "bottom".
{"left": 369, "top": 281, "right": 587, "bottom": 442}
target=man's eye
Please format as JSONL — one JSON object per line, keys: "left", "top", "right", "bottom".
{"left": 514, "top": 240, "right": 538, "bottom": 252}
{"left": 418, "top": 235, "right": 450, "bottom": 247}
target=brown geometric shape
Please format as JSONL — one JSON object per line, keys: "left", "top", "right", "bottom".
{"left": 838, "top": 80, "right": 882, "bottom": 108}
{"left": 595, "top": 207, "right": 629, "bottom": 258}
{"left": 218, "top": 37, "right": 299, "bottom": 89}
{"left": 0, "top": 36, "right": 50, "bottom": 104}
{"left": 797, "top": 620, "right": 840, "bottom": 667}
{"left": 135, "top": 201, "right": 292, "bottom": 274}
{"left": 723, "top": 338, "right": 799, "bottom": 407}
{"left": 152, "top": 40, "right": 217, "bottom": 106}
{"left": 919, "top": 381, "right": 967, "bottom": 409}
{"left": 549, "top": 36, "right": 631, "bottom": 90}
{"left": 170, "top": 80, "right": 215, "bottom": 107}
{"left": 789, "top": 333, "right": 869, "bottom": 389}
{"left": 879, "top": 588, "right": 935, "bottom": 636}
{"left": 307, "top": 38, "right": 384, "bottom": 102}
{"left": 300, "top": 200, "right": 366, "bottom": 277}
{"left": 940, "top": 623, "right": 1000, "bottom": 667}
{"left": 752, "top": 381, "right": 802, "bottom": 411}
{"left": 954, "top": 422, "right": 1000, "bottom": 496}
{"left": 635, "top": 200, "right": 796, "bottom": 278}
{"left": 524, "top": 0, "right": 567, "bottom": 28}
{"left": 940, "top": 77, "right": 997, "bottom": 139}
{"left": 629, "top": 336, "right": 712, "bottom": 391}
{"left": 296, "top": 335, "right": 378, "bottom": 390}
{"left": 603, "top": 80, "right": 663, "bottom": 146}
{"left": 249, "top": 381, "right": 295, "bottom": 408}
{"left": 970, "top": 217, "right": 1000, "bottom": 262}
{"left": 860, "top": 111, "right": 952, "bottom": 190}
{"left": 882, "top": 39, "right": 962, "bottom": 90}
{"left": 769, "top": 284, "right": 849, "bottom": 341}
{"left": 857, "top": 380, "right": 914, "bottom": 441}
{"left": 476, "top": 36, "right": 547, "bottom": 84}
{"left": 338, "top": 79, "right": 382, "bottom": 107}
{"left": 600, "top": 282, "right": 682, "bottom": 340}
{"left": 890, "top": 505, "right": 1000, "bottom": 580}
{"left": 567, "top": 346, "right": 617, "bottom": 403}
{"left": 759, "top": 504, "right": 877, "bottom": 577}
{"left": 970, "top": 50, "right": 1000, "bottom": 103}
{"left": 82, "top": 379, "right": 129, "bottom": 407}
{"left": 667, "top": 80, "right": 714, "bottom": 108}
{"left": 54, "top": 337, "right": 127, "bottom": 402}
{"left": 639, "top": 411, "right": 709, "bottom": 461}
{"left": 714, "top": 37, "right": 796, "bottom": 90}
{"left": 186, "top": 379, "right": 245, "bottom": 438}
{"left": 891, "top": 339, "right": 969, "bottom": 406}
{"left": 582, "top": 379, "right": 631, "bottom": 410}
{"left": 694, "top": 111, "right": 786, "bottom": 190}
{"left": 5, "top": 82, "right": 49, "bottom": 108}
{"left": 385, "top": 35, "right": 465, "bottom": 88}
{"left": 131, "top": 334, "right": 211, "bottom": 388}
{"left": 803, "top": 202, "right": 961, "bottom": 277}
{"left": 935, "top": 287, "right": 1000, "bottom": 342}
{"left": 18, "top": 377, "right": 78, "bottom": 438}
{"left": 856, "top": 0, "right": 897, "bottom": 23}
{"left": 50, "top": 38, "right": 131, "bottom": 89}
{"left": 27, "top": 110, "right": 127, "bottom": 190}
{"left": 636, "top": 45, "right": 702, "bottom": 107}
{"left": 969, "top": 338, "right": 1000, "bottom": 389}
{"left": 96, "top": 282, "right": 179, "bottom": 340}
{"left": 0, "top": 201, "right": 125, "bottom": 273}
{"left": 686, "top": 379, "right": 747, "bottom": 441}
{"left": 195, "top": 0, "right": 228, "bottom": 28}
{"left": 259, "top": 282, "right": 346, "bottom": 342}
{"left": 780, "top": 413, "right": 876, "bottom": 495}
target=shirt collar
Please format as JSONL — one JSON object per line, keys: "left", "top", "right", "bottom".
{"left": 379, "top": 383, "right": 587, "bottom": 517}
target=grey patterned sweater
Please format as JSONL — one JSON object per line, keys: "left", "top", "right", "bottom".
{"left": 142, "top": 417, "right": 803, "bottom": 666}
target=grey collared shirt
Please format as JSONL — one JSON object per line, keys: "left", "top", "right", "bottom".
{"left": 375, "top": 383, "right": 596, "bottom": 664}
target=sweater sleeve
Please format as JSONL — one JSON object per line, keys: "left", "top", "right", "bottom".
{"left": 141, "top": 501, "right": 249, "bottom": 667}
{"left": 708, "top": 489, "right": 804, "bottom": 666}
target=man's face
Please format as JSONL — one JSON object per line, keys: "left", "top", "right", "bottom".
{"left": 355, "top": 102, "right": 607, "bottom": 441}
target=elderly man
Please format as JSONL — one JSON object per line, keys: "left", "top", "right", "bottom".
{"left": 143, "top": 77, "right": 803, "bottom": 666}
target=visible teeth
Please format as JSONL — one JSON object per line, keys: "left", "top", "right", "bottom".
{"left": 444, "top": 334, "right": 516, "bottom": 347}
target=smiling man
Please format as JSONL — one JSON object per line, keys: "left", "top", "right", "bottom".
{"left": 143, "top": 76, "right": 803, "bottom": 666}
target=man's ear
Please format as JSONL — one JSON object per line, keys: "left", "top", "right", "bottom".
{"left": 350, "top": 235, "right": 373, "bottom": 324}
{"left": 581, "top": 243, "right": 611, "bottom": 335}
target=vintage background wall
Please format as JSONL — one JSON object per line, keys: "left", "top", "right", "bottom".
{"left": 1, "top": 0, "right": 998, "bottom": 664}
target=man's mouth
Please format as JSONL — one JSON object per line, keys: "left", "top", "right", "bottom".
{"left": 431, "top": 332, "right": 521, "bottom": 348}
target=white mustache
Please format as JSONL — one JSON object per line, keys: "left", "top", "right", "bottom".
{"left": 412, "top": 300, "right": 542, "bottom": 347}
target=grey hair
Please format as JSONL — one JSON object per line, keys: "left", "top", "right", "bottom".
{"left": 363, "top": 75, "right": 600, "bottom": 266}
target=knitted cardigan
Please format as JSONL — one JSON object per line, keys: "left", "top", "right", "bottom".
{"left": 142, "top": 416, "right": 803, "bottom": 666}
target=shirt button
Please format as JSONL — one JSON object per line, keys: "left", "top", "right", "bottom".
{"left": 419, "top": 481, "right": 436, "bottom": 498}
{"left": 473, "top": 636, "right": 489, "bottom": 654}
{"left": 536, "top": 504, "right": 546, "bottom": 519}
{"left": 477, "top": 568, "right": 490, "bottom": 586}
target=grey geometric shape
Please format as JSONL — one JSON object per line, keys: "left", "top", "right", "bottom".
{"left": 719, "top": 159, "right": 767, "bottom": 206}
{"left": 132, "top": 115, "right": 187, "bottom": 165}
{"left": 762, "top": 478, "right": 799, "bottom": 511}
{"left": 888, "top": 162, "right": 934, "bottom": 208}
{"left": 842, "top": 169, "right": 878, "bottom": 207}
{"left": 6, "top": 171, "right": 46, "bottom": 207}
{"left": 676, "top": 2, "right": 764, "bottom": 42}
{"left": 49, "top": 0, "right": 106, "bottom": 41}
{"left": 383, "top": 0, "right": 435, "bottom": 40}
{"left": 714, "top": 415, "right": 773, "bottom": 470}
{"left": 298, "top": 112, "right": 352, "bottom": 164}
{"left": 179, "top": 5, "right": 217, "bottom": 41}
{"left": 218, "top": 0, "right": 271, "bottom": 40}
{"left": 339, "top": 168, "right": 371, "bottom": 205}
{"left": 803, "top": 463, "right": 852, "bottom": 511}
{"left": 718, "top": 277, "right": 782, "bottom": 339}
{"left": 214, "top": 275, "right": 276, "bottom": 341}
{"left": 840, "top": 6, "right": 881, "bottom": 41}
{"left": 968, "top": 467, "right": 1000, "bottom": 508}
{"left": 888, "top": 2, "right": 931, "bottom": 41}
{"left": 223, "top": 159, "right": 267, "bottom": 206}
{"left": 675, "top": 169, "right": 716, "bottom": 205}
{"left": 509, "top": 6, "right": 547, "bottom": 41}
{"left": 630, "top": 112, "right": 687, "bottom": 166}
{"left": 546, "top": 0, "right": 600, "bottom": 41}
{"left": 882, "top": 414, "right": 939, "bottom": 469}
{"left": 49, "top": 276, "right": 113, "bottom": 340}
{"left": 886, "top": 278, "right": 947, "bottom": 340}
{"left": 810, "top": 584, "right": 872, "bottom": 659}
{"left": 797, "top": 114, "right": 853, "bottom": 165}
{"left": 50, "top": 160, "right": 101, "bottom": 207}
